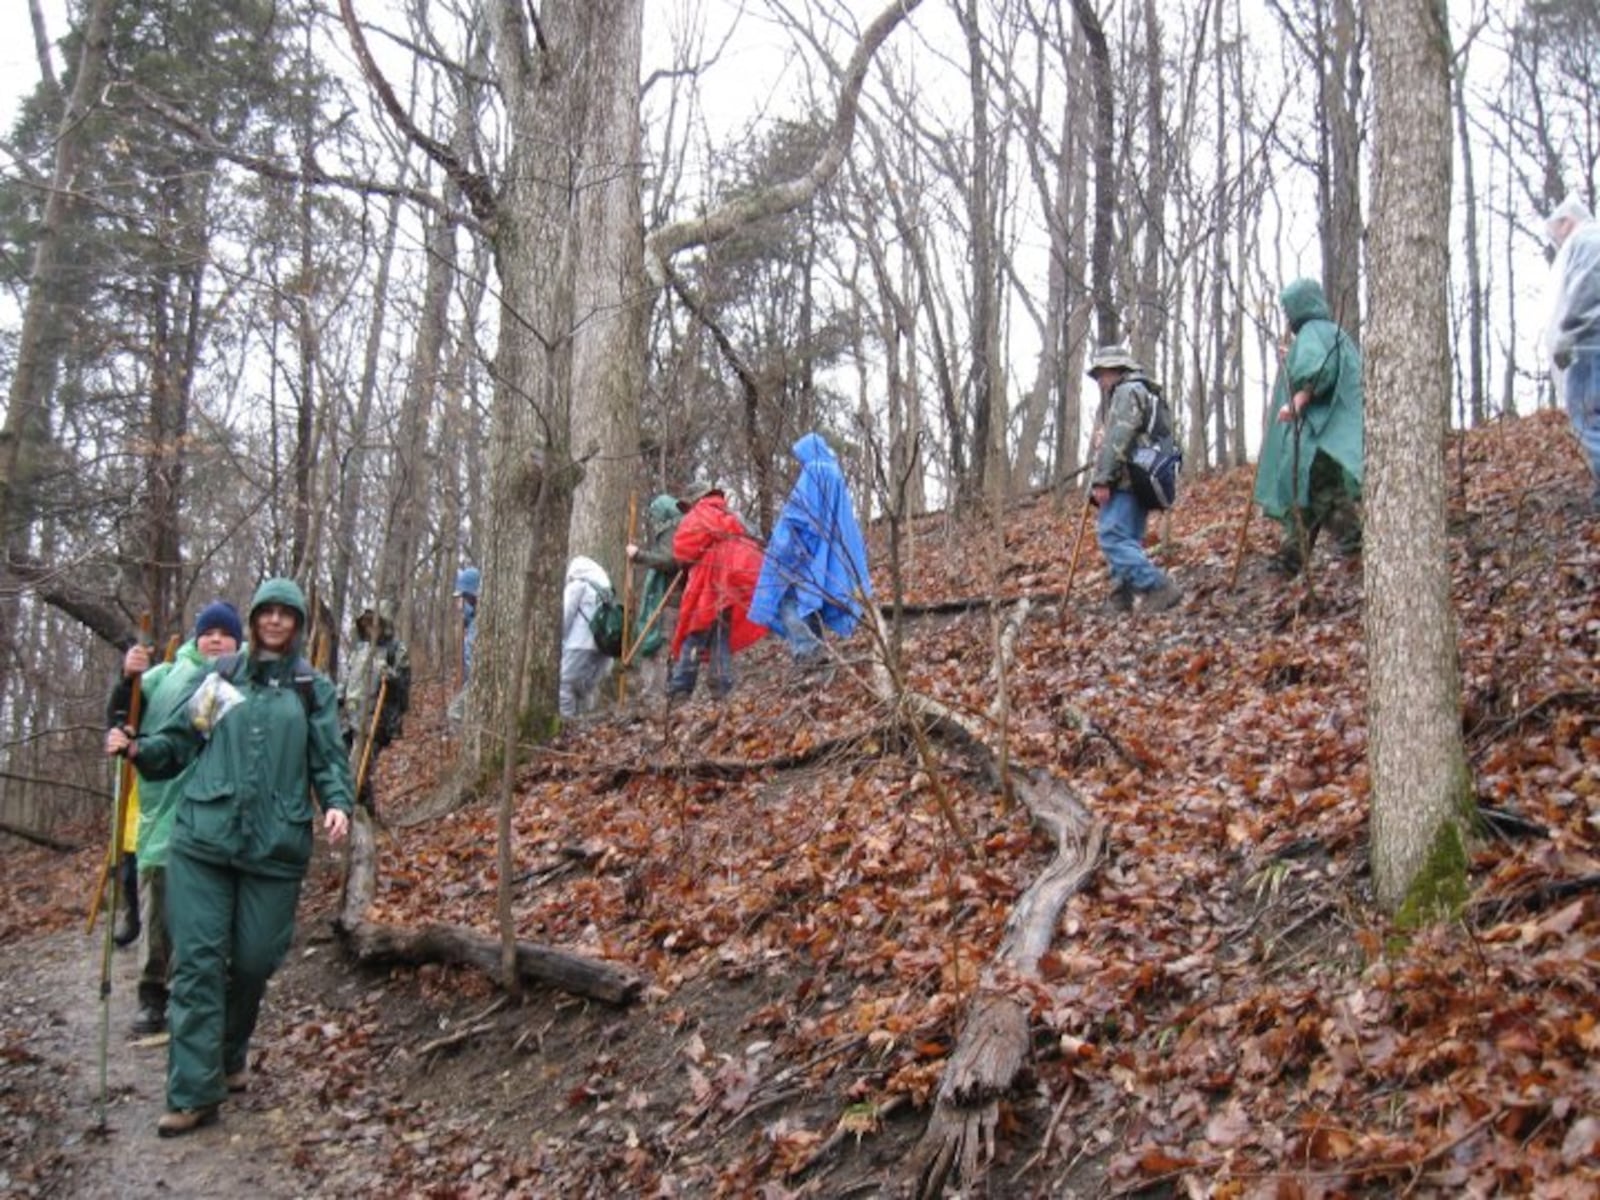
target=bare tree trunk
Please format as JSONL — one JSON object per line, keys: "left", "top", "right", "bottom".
{"left": 959, "top": 0, "right": 1004, "bottom": 509}
{"left": 567, "top": 0, "right": 646, "bottom": 577}
{"left": 1453, "top": 48, "right": 1486, "bottom": 428}
{"left": 331, "top": 193, "right": 402, "bottom": 632}
{"left": 1070, "top": 0, "right": 1119, "bottom": 348}
{"left": 0, "top": 0, "right": 114, "bottom": 702}
{"left": 1318, "top": 0, "right": 1365, "bottom": 340}
{"left": 1366, "top": 0, "right": 1472, "bottom": 917}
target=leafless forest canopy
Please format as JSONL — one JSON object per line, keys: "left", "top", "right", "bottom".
{"left": 0, "top": 0, "right": 1594, "bottom": 829}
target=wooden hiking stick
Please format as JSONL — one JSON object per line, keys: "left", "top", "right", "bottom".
{"left": 620, "top": 573, "right": 684, "bottom": 669}
{"left": 355, "top": 675, "right": 388, "bottom": 803}
{"left": 618, "top": 491, "right": 638, "bottom": 702}
{"left": 87, "top": 616, "right": 152, "bottom": 933}
{"left": 1059, "top": 496, "right": 1095, "bottom": 613}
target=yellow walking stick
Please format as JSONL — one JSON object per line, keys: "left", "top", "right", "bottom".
{"left": 355, "top": 676, "right": 388, "bottom": 804}
{"left": 618, "top": 491, "right": 638, "bottom": 702}
{"left": 1058, "top": 496, "right": 1095, "bottom": 620}
{"left": 621, "top": 573, "right": 685, "bottom": 669}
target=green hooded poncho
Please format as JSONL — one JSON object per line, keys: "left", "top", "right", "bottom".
{"left": 1254, "top": 278, "right": 1365, "bottom": 519}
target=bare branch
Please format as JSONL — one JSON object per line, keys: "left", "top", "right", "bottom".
{"left": 644, "top": 0, "right": 923, "bottom": 284}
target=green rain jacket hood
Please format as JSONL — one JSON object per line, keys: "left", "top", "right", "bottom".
{"left": 247, "top": 576, "right": 309, "bottom": 655}
{"left": 134, "top": 577, "right": 353, "bottom": 879}
{"left": 1254, "top": 279, "right": 1365, "bottom": 519}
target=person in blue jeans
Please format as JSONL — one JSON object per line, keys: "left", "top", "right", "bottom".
{"left": 1545, "top": 197, "right": 1600, "bottom": 513}
{"left": 748, "top": 432, "right": 873, "bottom": 673}
{"left": 1086, "top": 346, "right": 1181, "bottom": 613}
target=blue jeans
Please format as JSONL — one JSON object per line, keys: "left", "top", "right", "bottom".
{"left": 777, "top": 592, "right": 824, "bottom": 664}
{"left": 669, "top": 613, "right": 733, "bottom": 698}
{"left": 1563, "top": 350, "right": 1600, "bottom": 493}
{"left": 1096, "top": 488, "right": 1168, "bottom": 593}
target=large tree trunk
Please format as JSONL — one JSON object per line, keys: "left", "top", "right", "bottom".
{"left": 567, "top": 0, "right": 646, "bottom": 582}
{"left": 1365, "top": 0, "right": 1473, "bottom": 916}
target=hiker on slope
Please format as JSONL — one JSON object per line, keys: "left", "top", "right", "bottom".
{"left": 1254, "top": 278, "right": 1365, "bottom": 576}
{"left": 1544, "top": 196, "right": 1600, "bottom": 514}
{"left": 106, "top": 578, "right": 351, "bottom": 1138}
{"left": 1087, "top": 346, "right": 1182, "bottom": 613}
{"left": 337, "top": 600, "right": 411, "bottom": 811}
{"left": 103, "top": 601, "right": 244, "bottom": 1038}
{"left": 561, "top": 555, "right": 615, "bottom": 719}
{"left": 669, "top": 483, "right": 767, "bottom": 701}
{"left": 748, "top": 432, "right": 873, "bottom": 674}
{"left": 625, "top": 493, "right": 688, "bottom": 695}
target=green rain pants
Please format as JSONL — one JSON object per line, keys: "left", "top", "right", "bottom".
{"left": 165, "top": 849, "right": 303, "bottom": 1110}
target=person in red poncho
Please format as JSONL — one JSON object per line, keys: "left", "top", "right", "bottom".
{"left": 668, "top": 482, "right": 768, "bottom": 700}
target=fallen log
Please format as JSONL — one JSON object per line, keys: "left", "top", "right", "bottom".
{"left": 0, "top": 818, "right": 80, "bottom": 852}
{"left": 334, "top": 801, "right": 644, "bottom": 1006}
{"left": 905, "top": 768, "right": 1105, "bottom": 1199}
{"left": 335, "top": 917, "right": 644, "bottom": 1006}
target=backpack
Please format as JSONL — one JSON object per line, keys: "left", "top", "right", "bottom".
{"left": 587, "top": 585, "right": 626, "bottom": 658}
{"left": 377, "top": 642, "right": 410, "bottom": 743}
{"left": 1126, "top": 385, "right": 1183, "bottom": 510}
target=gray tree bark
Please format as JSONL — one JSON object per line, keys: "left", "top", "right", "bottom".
{"left": 1365, "top": 0, "right": 1473, "bottom": 915}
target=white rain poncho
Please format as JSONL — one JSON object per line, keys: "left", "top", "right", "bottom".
{"left": 1544, "top": 199, "right": 1600, "bottom": 392}
{"left": 560, "top": 555, "right": 614, "bottom": 718}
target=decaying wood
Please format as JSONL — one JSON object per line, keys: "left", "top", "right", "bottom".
{"left": 0, "top": 817, "right": 80, "bottom": 852}
{"left": 335, "top": 804, "right": 643, "bottom": 1006}
{"left": 906, "top": 769, "right": 1105, "bottom": 1199}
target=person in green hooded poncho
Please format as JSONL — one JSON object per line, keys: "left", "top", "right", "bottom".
{"left": 1254, "top": 278, "right": 1365, "bottom": 576}
{"left": 625, "top": 493, "right": 688, "bottom": 694}
{"left": 107, "top": 578, "right": 352, "bottom": 1138}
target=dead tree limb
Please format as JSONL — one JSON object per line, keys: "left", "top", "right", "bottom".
{"left": 905, "top": 769, "right": 1105, "bottom": 1199}
{"left": 0, "top": 818, "right": 80, "bottom": 851}
{"left": 334, "top": 805, "right": 643, "bottom": 1006}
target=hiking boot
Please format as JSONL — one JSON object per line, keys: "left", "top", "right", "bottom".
{"left": 1140, "top": 579, "right": 1183, "bottom": 613}
{"left": 130, "top": 1004, "right": 166, "bottom": 1037}
{"left": 112, "top": 907, "right": 140, "bottom": 948}
{"left": 1264, "top": 550, "right": 1302, "bottom": 578}
{"left": 225, "top": 1068, "right": 250, "bottom": 1093}
{"left": 1103, "top": 584, "right": 1133, "bottom": 615}
{"left": 157, "top": 1105, "right": 219, "bottom": 1138}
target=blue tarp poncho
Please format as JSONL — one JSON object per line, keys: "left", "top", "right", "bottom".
{"left": 749, "top": 433, "right": 873, "bottom": 639}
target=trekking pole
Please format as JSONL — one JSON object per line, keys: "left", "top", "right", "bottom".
{"left": 355, "top": 675, "right": 388, "bottom": 804}
{"left": 1058, "top": 494, "right": 1095, "bottom": 617}
{"left": 94, "top": 613, "right": 149, "bottom": 1131}
{"left": 618, "top": 491, "right": 638, "bottom": 702}
{"left": 620, "top": 573, "right": 684, "bottom": 669}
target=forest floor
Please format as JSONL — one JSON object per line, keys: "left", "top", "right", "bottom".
{"left": 3, "top": 410, "right": 1599, "bottom": 1199}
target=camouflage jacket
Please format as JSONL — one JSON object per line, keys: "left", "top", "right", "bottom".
{"left": 1093, "top": 373, "right": 1164, "bottom": 491}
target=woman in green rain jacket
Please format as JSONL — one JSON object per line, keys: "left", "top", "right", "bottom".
{"left": 110, "top": 578, "right": 352, "bottom": 1137}
{"left": 1254, "top": 277, "right": 1365, "bottom": 575}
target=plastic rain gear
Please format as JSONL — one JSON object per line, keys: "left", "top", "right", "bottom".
{"left": 561, "top": 556, "right": 614, "bottom": 716}
{"left": 1254, "top": 278, "right": 1365, "bottom": 521}
{"left": 749, "top": 433, "right": 873, "bottom": 642}
{"left": 669, "top": 495, "right": 768, "bottom": 660}
{"left": 133, "top": 577, "right": 353, "bottom": 1114}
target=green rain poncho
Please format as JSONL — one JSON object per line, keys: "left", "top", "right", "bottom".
{"left": 1254, "top": 278, "right": 1365, "bottom": 519}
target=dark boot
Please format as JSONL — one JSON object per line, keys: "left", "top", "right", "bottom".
{"left": 112, "top": 902, "right": 141, "bottom": 948}
{"left": 130, "top": 1004, "right": 166, "bottom": 1037}
{"left": 1104, "top": 583, "right": 1133, "bottom": 614}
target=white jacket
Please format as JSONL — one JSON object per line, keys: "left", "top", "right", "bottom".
{"left": 561, "top": 556, "right": 611, "bottom": 653}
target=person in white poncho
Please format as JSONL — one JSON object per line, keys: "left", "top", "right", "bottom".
{"left": 1544, "top": 196, "right": 1600, "bottom": 513}
{"left": 560, "top": 555, "right": 615, "bottom": 718}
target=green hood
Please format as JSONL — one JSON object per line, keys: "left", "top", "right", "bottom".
{"left": 1281, "top": 278, "right": 1332, "bottom": 331}
{"left": 248, "top": 577, "right": 307, "bottom": 654}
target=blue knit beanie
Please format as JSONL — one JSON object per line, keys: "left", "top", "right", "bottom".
{"left": 193, "top": 600, "right": 244, "bottom": 644}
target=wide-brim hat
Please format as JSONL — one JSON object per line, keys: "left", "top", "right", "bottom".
{"left": 1086, "top": 345, "right": 1142, "bottom": 377}
{"left": 680, "top": 480, "right": 722, "bottom": 507}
